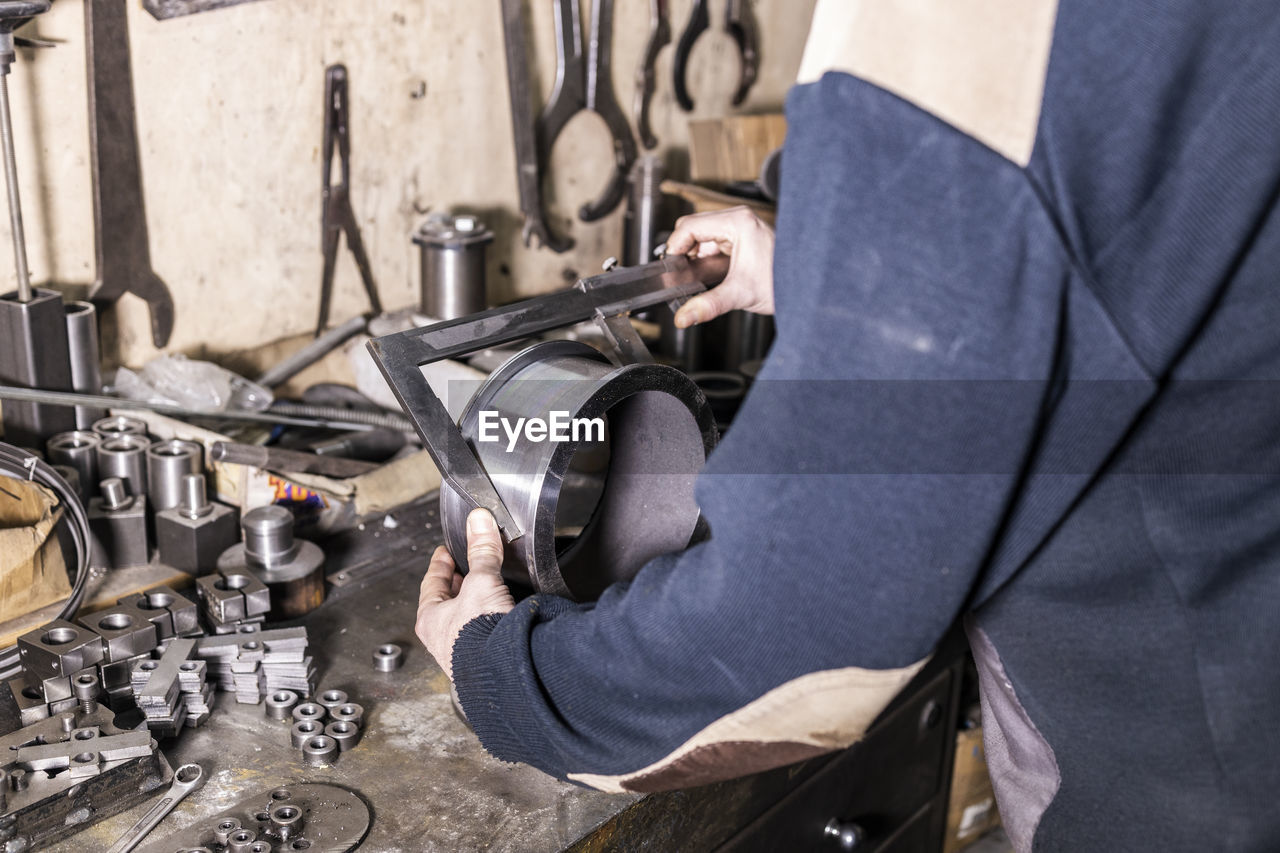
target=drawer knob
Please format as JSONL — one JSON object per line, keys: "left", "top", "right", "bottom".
{"left": 823, "top": 818, "right": 866, "bottom": 850}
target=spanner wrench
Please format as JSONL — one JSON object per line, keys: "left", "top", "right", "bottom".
{"left": 634, "top": 0, "right": 670, "bottom": 149}
{"left": 107, "top": 762, "right": 203, "bottom": 853}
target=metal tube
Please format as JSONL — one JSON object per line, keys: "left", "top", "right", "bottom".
{"left": 210, "top": 441, "right": 376, "bottom": 479}
{"left": 97, "top": 434, "right": 151, "bottom": 498}
{"left": 413, "top": 214, "right": 493, "bottom": 320}
{"left": 256, "top": 314, "right": 366, "bottom": 389}
{"left": 146, "top": 439, "right": 202, "bottom": 512}
{"left": 0, "top": 73, "right": 30, "bottom": 303}
{"left": 46, "top": 430, "right": 100, "bottom": 502}
{"left": 623, "top": 155, "right": 664, "bottom": 267}
{"left": 92, "top": 414, "right": 147, "bottom": 439}
{"left": 65, "top": 301, "right": 105, "bottom": 428}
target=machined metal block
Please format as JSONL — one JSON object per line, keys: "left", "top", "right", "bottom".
{"left": 101, "top": 653, "right": 149, "bottom": 691}
{"left": 196, "top": 573, "right": 245, "bottom": 623}
{"left": 79, "top": 606, "right": 159, "bottom": 662}
{"left": 37, "top": 672, "right": 72, "bottom": 704}
{"left": 87, "top": 487, "right": 150, "bottom": 570}
{"left": 155, "top": 501, "right": 238, "bottom": 576}
{"left": 17, "top": 620, "right": 105, "bottom": 680}
{"left": 0, "top": 288, "right": 76, "bottom": 447}
{"left": 7, "top": 676, "right": 51, "bottom": 726}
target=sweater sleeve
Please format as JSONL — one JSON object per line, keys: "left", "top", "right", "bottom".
{"left": 451, "top": 70, "right": 1149, "bottom": 794}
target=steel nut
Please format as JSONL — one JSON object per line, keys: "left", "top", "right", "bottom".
{"left": 329, "top": 702, "right": 364, "bottom": 728}
{"left": 290, "top": 719, "right": 324, "bottom": 749}
{"left": 301, "top": 734, "right": 339, "bottom": 767}
{"left": 325, "top": 720, "right": 361, "bottom": 752}
{"left": 291, "top": 702, "right": 327, "bottom": 725}
{"left": 373, "top": 643, "right": 403, "bottom": 672}
{"left": 211, "top": 816, "right": 242, "bottom": 845}
{"left": 80, "top": 606, "right": 158, "bottom": 662}
{"left": 264, "top": 690, "right": 299, "bottom": 721}
{"left": 317, "top": 689, "right": 348, "bottom": 712}
{"left": 17, "top": 620, "right": 105, "bottom": 680}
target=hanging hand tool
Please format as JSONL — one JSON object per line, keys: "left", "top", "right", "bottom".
{"left": 85, "top": 0, "right": 175, "bottom": 349}
{"left": 634, "top": 0, "right": 670, "bottom": 149}
{"left": 673, "top": 0, "right": 758, "bottom": 112}
{"left": 316, "top": 64, "right": 382, "bottom": 337}
{"left": 501, "top": 0, "right": 572, "bottom": 253}
{"left": 537, "top": 0, "right": 637, "bottom": 223}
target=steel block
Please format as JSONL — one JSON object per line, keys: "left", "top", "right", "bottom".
{"left": 6, "top": 676, "right": 50, "bottom": 726}
{"left": 155, "top": 501, "right": 238, "bottom": 576}
{"left": 79, "top": 606, "right": 159, "bottom": 662}
{"left": 16, "top": 620, "right": 105, "bottom": 680}
{"left": 37, "top": 673, "right": 72, "bottom": 703}
{"left": 87, "top": 491, "right": 150, "bottom": 569}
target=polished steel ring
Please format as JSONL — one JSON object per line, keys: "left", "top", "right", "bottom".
{"left": 441, "top": 340, "right": 717, "bottom": 601}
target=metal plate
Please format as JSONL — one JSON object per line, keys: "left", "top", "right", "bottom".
{"left": 136, "top": 782, "right": 370, "bottom": 852}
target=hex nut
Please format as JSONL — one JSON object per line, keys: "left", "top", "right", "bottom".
{"left": 290, "top": 719, "right": 323, "bottom": 749}
{"left": 373, "top": 643, "right": 403, "bottom": 672}
{"left": 291, "top": 702, "right": 326, "bottom": 725}
{"left": 301, "top": 734, "right": 339, "bottom": 767}
{"left": 329, "top": 703, "right": 364, "bottom": 728}
{"left": 317, "top": 689, "right": 347, "bottom": 712}
{"left": 325, "top": 720, "right": 361, "bottom": 752}
{"left": 17, "top": 620, "right": 105, "bottom": 680}
{"left": 265, "top": 690, "right": 299, "bottom": 721}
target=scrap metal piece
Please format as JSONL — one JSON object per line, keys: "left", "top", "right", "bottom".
{"left": 97, "top": 434, "right": 151, "bottom": 498}
{"left": 264, "top": 690, "right": 298, "bottom": 721}
{"left": 17, "top": 619, "right": 104, "bottom": 680}
{"left": 46, "top": 429, "right": 100, "bottom": 502}
{"left": 92, "top": 414, "right": 147, "bottom": 439}
{"left": 316, "top": 689, "right": 347, "bottom": 713}
{"left": 65, "top": 300, "right": 107, "bottom": 428}
{"left": 216, "top": 506, "right": 325, "bottom": 618}
{"left": 291, "top": 702, "right": 326, "bottom": 726}
{"left": 329, "top": 702, "right": 363, "bottom": 728}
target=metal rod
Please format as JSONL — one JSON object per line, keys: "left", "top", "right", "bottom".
{"left": 0, "top": 73, "right": 30, "bottom": 302}
{"left": 256, "top": 314, "right": 366, "bottom": 389}
{"left": 210, "top": 441, "right": 377, "bottom": 479}
{"left": 0, "top": 384, "right": 389, "bottom": 432}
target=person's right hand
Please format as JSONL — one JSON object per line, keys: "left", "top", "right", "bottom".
{"left": 665, "top": 206, "right": 775, "bottom": 329}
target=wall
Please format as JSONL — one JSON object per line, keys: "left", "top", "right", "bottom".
{"left": 2, "top": 0, "right": 816, "bottom": 369}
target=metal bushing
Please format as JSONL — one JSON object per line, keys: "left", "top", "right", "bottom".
{"left": 269, "top": 802, "right": 304, "bottom": 840}
{"left": 325, "top": 720, "right": 361, "bottom": 752}
{"left": 291, "top": 702, "right": 327, "bottom": 726}
{"left": 46, "top": 430, "right": 100, "bottom": 502}
{"left": 317, "top": 689, "right": 347, "bottom": 712}
{"left": 92, "top": 414, "right": 147, "bottom": 440}
{"left": 212, "top": 816, "right": 242, "bottom": 846}
{"left": 372, "top": 643, "right": 403, "bottom": 672}
{"left": 146, "top": 439, "right": 203, "bottom": 512}
{"left": 413, "top": 212, "right": 494, "bottom": 320}
{"left": 290, "top": 718, "right": 324, "bottom": 749}
{"left": 225, "top": 827, "right": 259, "bottom": 853}
{"left": 300, "top": 734, "right": 339, "bottom": 767}
{"left": 329, "top": 702, "right": 363, "bottom": 728}
{"left": 217, "top": 506, "right": 325, "bottom": 618}
{"left": 96, "top": 433, "right": 151, "bottom": 498}
{"left": 264, "top": 690, "right": 299, "bottom": 721}
{"left": 440, "top": 340, "right": 716, "bottom": 601}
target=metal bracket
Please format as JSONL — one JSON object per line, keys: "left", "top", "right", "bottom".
{"left": 366, "top": 254, "right": 727, "bottom": 539}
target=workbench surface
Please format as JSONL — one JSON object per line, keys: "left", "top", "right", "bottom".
{"left": 47, "top": 506, "right": 636, "bottom": 852}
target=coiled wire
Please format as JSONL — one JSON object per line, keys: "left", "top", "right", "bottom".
{"left": 0, "top": 442, "right": 93, "bottom": 681}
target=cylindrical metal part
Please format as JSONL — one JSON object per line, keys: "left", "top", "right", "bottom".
{"left": 325, "top": 720, "right": 361, "bottom": 752}
{"left": 212, "top": 817, "right": 242, "bottom": 846}
{"left": 317, "top": 689, "right": 347, "bottom": 712}
{"left": 309, "top": 427, "right": 406, "bottom": 463}
{"left": 10, "top": 766, "right": 27, "bottom": 792}
{"left": 0, "top": 288, "right": 76, "bottom": 445}
{"left": 329, "top": 702, "right": 364, "bottom": 728}
{"left": 179, "top": 473, "right": 211, "bottom": 518}
{"left": 92, "top": 414, "right": 147, "bottom": 439}
{"left": 440, "top": 340, "right": 717, "bottom": 600}
{"left": 146, "top": 439, "right": 202, "bottom": 512}
{"left": 264, "top": 689, "right": 299, "bottom": 721}
{"left": 623, "top": 155, "right": 665, "bottom": 267}
{"left": 689, "top": 370, "right": 748, "bottom": 428}
{"left": 301, "top": 734, "right": 339, "bottom": 767}
{"left": 290, "top": 718, "right": 323, "bottom": 749}
{"left": 372, "top": 643, "right": 402, "bottom": 672}
{"left": 291, "top": 702, "right": 326, "bottom": 726}
{"left": 269, "top": 802, "right": 304, "bottom": 840}
{"left": 0, "top": 73, "right": 30, "bottom": 303}
{"left": 97, "top": 433, "right": 151, "bottom": 498}
{"left": 47, "top": 430, "right": 99, "bottom": 502}
{"left": 72, "top": 669, "right": 99, "bottom": 716}
{"left": 210, "top": 441, "right": 376, "bottom": 479}
{"left": 100, "top": 477, "right": 129, "bottom": 510}
{"left": 64, "top": 301, "right": 105, "bottom": 428}
{"left": 226, "top": 828, "right": 258, "bottom": 853}
{"left": 413, "top": 213, "right": 493, "bottom": 320}
{"left": 242, "top": 505, "right": 297, "bottom": 568}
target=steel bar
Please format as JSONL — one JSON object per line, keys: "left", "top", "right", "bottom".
{"left": 210, "top": 441, "right": 376, "bottom": 478}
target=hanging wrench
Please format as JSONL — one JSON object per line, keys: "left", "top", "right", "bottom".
{"left": 673, "top": 0, "right": 759, "bottom": 112}
{"left": 107, "top": 762, "right": 203, "bottom": 853}
{"left": 634, "top": 0, "right": 670, "bottom": 149}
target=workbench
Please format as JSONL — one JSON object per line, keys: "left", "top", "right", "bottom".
{"left": 42, "top": 496, "right": 967, "bottom": 852}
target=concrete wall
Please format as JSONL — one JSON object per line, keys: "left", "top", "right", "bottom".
{"left": 3, "top": 0, "right": 815, "bottom": 368}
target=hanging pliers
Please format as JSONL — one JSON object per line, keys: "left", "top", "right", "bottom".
{"left": 317, "top": 64, "right": 383, "bottom": 337}
{"left": 673, "top": 0, "right": 759, "bottom": 112}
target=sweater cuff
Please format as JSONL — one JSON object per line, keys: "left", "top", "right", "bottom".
{"left": 451, "top": 612, "right": 515, "bottom": 754}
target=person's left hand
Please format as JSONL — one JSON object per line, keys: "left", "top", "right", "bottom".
{"left": 416, "top": 508, "right": 515, "bottom": 681}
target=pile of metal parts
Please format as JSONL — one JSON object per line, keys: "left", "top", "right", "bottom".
{"left": 133, "top": 782, "right": 371, "bottom": 853}
{"left": 274, "top": 688, "right": 366, "bottom": 768}
{"left": 193, "top": 628, "right": 315, "bottom": 705}
{"left": 129, "top": 638, "right": 212, "bottom": 735}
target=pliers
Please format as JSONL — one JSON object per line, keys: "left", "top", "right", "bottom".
{"left": 537, "top": 0, "right": 637, "bottom": 222}
{"left": 317, "top": 64, "right": 382, "bottom": 337}
{"left": 673, "top": 0, "right": 759, "bottom": 112}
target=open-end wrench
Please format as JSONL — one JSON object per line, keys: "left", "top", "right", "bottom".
{"left": 107, "top": 762, "right": 203, "bottom": 853}
{"left": 501, "top": 0, "right": 572, "bottom": 253}
{"left": 673, "top": 0, "right": 759, "bottom": 112}
{"left": 537, "top": 0, "right": 637, "bottom": 223}
{"left": 671, "top": 0, "right": 708, "bottom": 112}
{"left": 85, "top": 0, "right": 175, "bottom": 349}
{"left": 634, "top": 0, "right": 670, "bottom": 149}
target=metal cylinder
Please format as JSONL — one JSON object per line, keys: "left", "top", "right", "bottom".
{"left": 291, "top": 701, "right": 326, "bottom": 726}
{"left": 218, "top": 505, "right": 325, "bottom": 618}
{"left": 413, "top": 213, "right": 493, "bottom": 320}
{"left": 440, "top": 340, "right": 717, "bottom": 601}
{"left": 264, "top": 689, "right": 298, "bottom": 721}
{"left": 270, "top": 802, "right": 304, "bottom": 840}
{"left": 290, "top": 718, "right": 323, "bottom": 749}
{"left": 97, "top": 433, "right": 150, "bottom": 498}
{"left": 47, "top": 430, "right": 100, "bottom": 502}
{"left": 317, "top": 689, "right": 347, "bottom": 712}
{"left": 92, "top": 414, "right": 147, "bottom": 439}
{"left": 329, "top": 702, "right": 363, "bottom": 728}
{"left": 326, "top": 720, "right": 361, "bottom": 752}
{"left": 146, "top": 439, "right": 202, "bottom": 512}
{"left": 178, "top": 473, "right": 211, "bottom": 518}
{"left": 242, "top": 505, "right": 297, "bottom": 568}
{"left": 64, "top": 301, "right": 105, "bottom": 429}
{"left": 372, "top": 643, "right": 402, "bottom": 672}
{"left": 301, "top": 733, "right": 339, "bottom": 767}
{"left": 623, "top": 155, "right": 665, "bottom": 267}
{"left": 99, "top": 477, "right": 129, "bottom": 510}
{"left": 0, "top": 288, "right": 76, "bottom": 446}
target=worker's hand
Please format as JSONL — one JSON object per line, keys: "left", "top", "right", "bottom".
{"left": 416, "top": 508, "right": 515, "bottom": 681}
{"left": 665, "top": 206, "right": 775, "bottom": 328}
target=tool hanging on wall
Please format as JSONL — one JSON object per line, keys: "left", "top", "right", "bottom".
{"left": 85, "top": 0, "right": 176, "bottom": 349}
{"left": 315, "top": 64, "right": 382, "bottom": 338}
{"left": 634, "top": 0, "right": 670, "bottom": 149}
{"left": 538, "top": 0, "right": 637, "bottom": 222}
{"left": 501, "top": 0, "right": 572, "bottom": 253}
{"left": 672, "top": 0, "right": 759, "bottom": 112}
